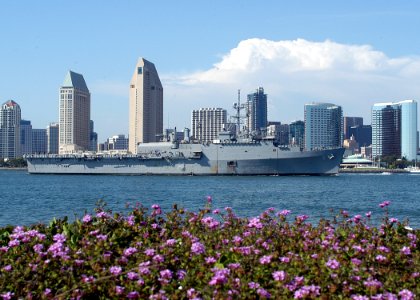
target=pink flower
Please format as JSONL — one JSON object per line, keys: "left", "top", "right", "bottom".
{"left": 365, "top": 211, "right": 372, "bottom": 218}
{"left": 272, "top": 270, "right": 286, "bottom": 281}
{"left": 379, "top": 201, "right": 391, "bottom": 208}
{"left": 2, "top": 265, "right": 12, "bottom": 272}
{"left": 259, "top": 255, "right": 272, "bottom": 265}
{"left": 375, "top": 255, "right": 387, "bottom": 262}
{"left": 110, "top": 266, "right": 122, "bottom": 276}
{"left": 82, "top": 214, "right": 92, "bottom": 223}
{"left": 0, "top": 292, "right": 14, "bottom": 300}
{"left": 326, "top": 258, "right": 340, "bottom": 270}
{"left": 401, "top": 246, "right": 411, "bottom": 255}
{"left": 248, "top": 217, "right": 263, "bottom": 229}
{"left": 191, "top": 242, "right": 205, "bottom": 255}
{"left": 123, "top": 247, "right": 138, "bottom": 257}
{"left": 159, "top": 269, "right": 173, "bottom": 280}
{"left": 144, "top": 248, "right": 155, "bottom": 256}
{"left": 209, "top": 268, "right": 230, "bottom": 286}
{"left": 127, "top": 272, "right": 139, "bottom": 281}
{"left": 398, "top": 289, "right": 415, "bottom": 300}
{"left": 278, "top": 210, "right": 291, "bottom": 216}
{"left": 115, "top": 286, "right": 124, "bottom": 295}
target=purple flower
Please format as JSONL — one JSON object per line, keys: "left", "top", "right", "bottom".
{"left": 110, "top": 265, "right": 122, "bottom": 276}
{"left": 278, "top": 209, "right": 291, "bottom": 216}
{"left": 8, "top": 239, "right": 20, "bottom": 248}
{"left": 272, "top": 270, "right": 286, "bottom": 281}
{"left": 248, "top": 217, "right": 263, "bottom": 229}
{"left": 209, "top": 268, "right": 230, "bottom": 286}
{"left": 326, "top": 258, "right": 340, "bottom": 270}
{"left": 96, "top": 211, "right": 109, "bottom": 218}
{"left": 166, "top": 239, "right": 177, "bottom": 246}
{"left": 115, "top": 286, "right": 124, "bottom": 295}
{"left": 126, "top": 215, "right": 135, "bottom": 226}
{"left": 0, "top": 292, "right": 14, "bottom": 300}
{"left": 401, "top": 246, "right": 411, "bottom": 255}
{"left": 123, "top": 247, "right": 138, "bottom": 257}
{"left": 205, "top": 256, "right": 217, "bottom": 264}
{"left": 379, "top": 201, "right": 391, "bottom": 208}
{"left": 351, "top": 296, "right": 369, "bottom": 300}
{"left": 296, "top": 215, "right": 309, "bottom": 222}
{"left": 82, "top": 214, "right": 92, "bottom": 223}
{"left": 160, "top": 269, "right": 173, "bottom": 280}
{"left": 177, "top": 269, "right": 187, "bottom": 280}
{"left": 363, "top": 278, "right": 382, "bottom": 288}
{"left": 2, "top": 265, "right": 12, "bottom": 272}
{"left": 398, "top": 289, "right": 415, "bottom": 300}
{"left": 144, "top": 248, "right": 155, "bottom": 256}
{"left": 365, "top": 211, "right": 372, "bottom": 218}
{"left": 127, "top": 272, "right": 139, "bottom": 281}
{"left": 257, "top": 288, "right": 271, "bottom": 298}
{"left": 248, "top": 281, "right": 260, "bottom": 289}
{"left": 280, "top": 256, "right": 290, "bottom": 263}
{"left": 153, "top": 254, "right": 165, "bottom": 263}
{"left": 206, "top": 195, "right": 212, "bottom": 203}
{"left": 351, "top": 258, "right": 362, "bottom": 266}
{"left": 127, "top": 291, "right": 140, "bottom": 299}
{"left": 375, "top": 255, "right": 387, "bottom": 262}
{"left": 228, "top": 263, "right": 241, "bottom": 270}
{"left": 259, "top": 255, "right": 272, "bottom": 265}
{"left": 191, "top": 242, "right": 205, "bottom": 255}
{"left": 389, "top": 217, "right": 398, "bottom": 223}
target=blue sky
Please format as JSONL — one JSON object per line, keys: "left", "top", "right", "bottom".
{"left": 1, "top": 1, "right": 420, "bottom": 140}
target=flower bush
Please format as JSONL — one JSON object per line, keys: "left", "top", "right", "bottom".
{"left": 0, "top": 200, "right": 418, "bottom": 299}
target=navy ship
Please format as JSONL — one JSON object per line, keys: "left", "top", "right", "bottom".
{"left": 26, "top": 131, "right": 344, "bottom": 175}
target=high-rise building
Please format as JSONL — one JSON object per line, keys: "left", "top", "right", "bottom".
{"left": 304, "top": 103, "right": 343, "bottom": 150}
{"left": 20, "top": 119, "right": 33, "bottom": 156}
{"left": 32, "top": 129, "right": 47, "bottom": 154}
{"left": 59, "top": 70, "right": 91, "bottom": 153}
{"left": 372, "top": 100, "right": 417, "bottom": 160}
{"left": 289, "top": 120, "right": 305, "bottom": 149}
{"left": 105, "top": 134, "right": 129, "bottom": 151}
{"left": 89, "top": 120, "right": 98, "bottom": 152}
{"left": 0, "top": 100, "right": 21, "bottom": 159}
{"left": 47, "top": 123, "right": 59, "bottom": 154}
{"left": 129, "top": 58, "right": 163, "bottom": 153}
{"left": 191, "top": 108, "right": 227, "bottom": 143}
{"left": 348, "top": 125, "right": 372, "bottom": 147}
{"left": 343, "top": 117, "right": 363, "bottom": 139}
{"left": 247, "top": 87, "right": 267, "bottom": 133}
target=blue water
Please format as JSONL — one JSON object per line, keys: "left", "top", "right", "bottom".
{"left": 0, "top": 170, "right": 419, "bottom": 228}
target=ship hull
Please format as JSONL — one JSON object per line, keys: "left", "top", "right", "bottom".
{"left": 26, "top": 143, "right": 344, "bottom": 176}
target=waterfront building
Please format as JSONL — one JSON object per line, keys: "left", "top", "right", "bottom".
{"left": 348, "top": 125, "right": 372, "bottom": 148}
{"left": 20, "top": 120, "right": 33, "bottom": 156}
{"left": 289, "top": 120, "right": 305, "bottom": 149}
{"left": 59, "top": 71, "right": 91, "bottom": 153}
{"left": 129, "top": 58, "right": 163, "bottom": 153}
{"left": 0, "top": 100, "right": 21, "bottom": 159}
{"left": 32, "top": 129, "right": 47, "bottom": 154}
{"left": 191, "top": 108, "right": 227, "bottom": 143}
{"left": 343, "top": 117, "right": 363, "bottom": 139}
{"left": 105, "top": 134, "right": 129, "bottom": 151}
{"left": 247, "top": 87, "right": 267, "bottom": 134}
{"left": 46, "top": 123, "right": 59, "bottom": 154}
{"left": 343, "top": 135, "right": 359, "bottom": 154}
{"left": 304, "top": 102, "right": 343, "bottom": 150}
{"left": 372, "top": 100, "right": 417, "bottom": 160}
{"left": 89, "top": 120, "right": 98, "bottom": 152}
{"left": 361, "top": 145, "right": 372, "bottom": 159}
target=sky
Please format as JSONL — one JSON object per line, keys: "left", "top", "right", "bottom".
{"left": 1, "top": 1, "right": 420, "bottom": 140}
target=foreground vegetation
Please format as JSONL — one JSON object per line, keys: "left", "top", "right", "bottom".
{"left": 0, "top": 200, "right": 418, "bottom": 299}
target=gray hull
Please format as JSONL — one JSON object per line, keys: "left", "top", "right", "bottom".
{"left": 26, "top": 142, "right": 344, "bottom": 175}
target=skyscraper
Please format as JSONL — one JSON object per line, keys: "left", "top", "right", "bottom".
{"left": 47, "top": 123, "right": 59, "bottom": 154}
{"left": 247, "top": 87, "right": 267, "bottom": 134}
{"left": 59, "top": 70, "right": 91, "bottom": 154}
{"left": 129, "top": 58, "right": 163, "bottom": 153}
{"left": 32, "top": 129, "right": 47, "bottom": 154}
{"left": 304, "top": 103, "right": 343, "bottom": 150}
{"left": 372, "top": 100, "right": 417, "bottom": 160}
{"left": 343, "top": 116, "right": 363, "bottom": 139}
{"left": 20, "top": 119, "right": 33, "bottom": 156}
{"left": 191, "top": 108, "right": 227, "bottom": 143}
{"left": 289, "top": 120, "right": 305, "bottom": 149}
{"left": 0, "top": 100, "right": 21, "bottom": 159}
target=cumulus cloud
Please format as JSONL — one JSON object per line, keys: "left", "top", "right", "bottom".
{"left": 163, "top": 38, "right": 420, "bottom": 128}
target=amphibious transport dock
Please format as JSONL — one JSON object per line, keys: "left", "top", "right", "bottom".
{"left": 26, "top": 137, "right": 344, "bottom": 176}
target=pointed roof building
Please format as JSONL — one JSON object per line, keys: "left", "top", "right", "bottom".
{"left": 62, "top": 70, "right": 89, "bottom": 92}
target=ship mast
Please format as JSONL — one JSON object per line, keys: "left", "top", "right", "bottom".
{"left": 232, "top": 89, "right": 247, "bottom": 137}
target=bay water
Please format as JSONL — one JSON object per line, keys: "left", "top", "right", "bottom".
{"left": 0, "top": 170, "right": 419, "bottom": 228}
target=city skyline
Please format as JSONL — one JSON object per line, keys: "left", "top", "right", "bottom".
{"left": 1, "top": 2, "right": 420, "bottom": 140}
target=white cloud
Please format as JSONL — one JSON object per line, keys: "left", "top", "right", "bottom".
{"left": 162, "top": 38, "right": 420, "bottom": 128}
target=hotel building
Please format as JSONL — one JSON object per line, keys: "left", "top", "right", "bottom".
{"left": 0, "top": 100, "right": 21, "bottom": 159}
{"left": 191, "top": 108, "right": 227, "bottom": 143}
{"left": 59, "top": 71, "right": 91, "bottom": 153}
{"left": 129, "top": 58, "right": 163, "bottom": 153}
{"left": 372, "top": 100, "right": 417, "bottom": 160}
{"left": 304, "top": 102, "right": 343, "bottom": 150}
